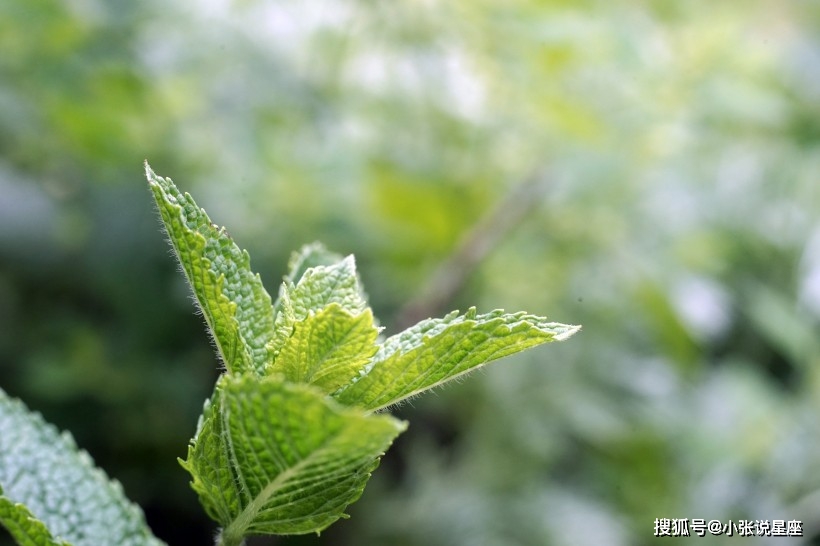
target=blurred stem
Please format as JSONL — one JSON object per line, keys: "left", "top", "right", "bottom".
{"left": 216, "top": 530, "right": 245, "bottom": 546}
{"left": 395, "top": 170, "right": 549, "bottom": 330}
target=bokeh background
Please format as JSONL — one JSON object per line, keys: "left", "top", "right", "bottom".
{"left": 2, "top": 1, "right": 820, "bottom": 545}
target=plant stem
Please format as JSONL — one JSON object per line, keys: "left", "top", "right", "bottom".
{"left": 216, "top": 529, "right": 245, "bottom": 546}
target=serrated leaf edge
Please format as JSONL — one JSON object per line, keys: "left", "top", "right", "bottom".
{"left": 0, "top": 389, "right": 165, "bottom": 546}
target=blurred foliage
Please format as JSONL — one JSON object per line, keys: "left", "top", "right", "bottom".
{"left": 1, "top": 0, "right": 820, "bottom": 545}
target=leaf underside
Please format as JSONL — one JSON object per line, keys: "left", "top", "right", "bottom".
{"left": 0, "top": 496, "right": 68, "bottom": 546}
{"left": 0, "top": 388, "right": 165, "bottom": 546}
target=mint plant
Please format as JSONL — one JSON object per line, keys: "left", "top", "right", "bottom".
{"left": 0, "top": 389, "right": 166, "bottom": 546}
{"left": 0, "top": 164, "right": 580, "bottom": 546}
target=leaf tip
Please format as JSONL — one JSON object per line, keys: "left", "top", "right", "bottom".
{"left": 144, "top": 160, "right": 156, "bottom": 182}
{"left": 554, "top": 323, "right": 582, "bottom": 341}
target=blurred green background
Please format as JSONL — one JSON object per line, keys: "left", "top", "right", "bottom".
{"left": 2, "top": 0, "right": 819, "bottom": 544}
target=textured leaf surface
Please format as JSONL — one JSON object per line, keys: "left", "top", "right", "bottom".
{"left": 335, "top": 308, "right": 581, "bottom": 410}
{"left": 275, "top": 304, "right": 380, "bottom": 393}
{"left": 272, "top": 243, "right": 344, "bottom": 318}
{"left": 283, "top": 255, "right": 368, "bottom": 318}
{"left": 282, "top": 243, "right": 346, "bottom": 295}
{"left": 148, "top": 167, "right": 580, "bottom": 543}
{"left": 268, "top": 254, "right": 370, "bottom": 368}
{"left": 180, "top": 375, "right": 405, "bottom": 540}
{"left": 146, "top": 163, "right": 274, "bottom": 375}
{"left": 0, "top": 388, "right": 165, "bottom": 546}
{"left": 0, "top": 494, "right": 67, "bottom": 546}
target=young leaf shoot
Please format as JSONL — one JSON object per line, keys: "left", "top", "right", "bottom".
{"left": 146, "top": 163, "right": 580, "bottom": 546}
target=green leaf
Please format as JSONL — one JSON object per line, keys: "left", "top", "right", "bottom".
{"left": 283, "top": 242, "right": 347, "bottom": 292}
{"left": 284, "top": 255, "right": 368, "bottom": 318}
{"left": 272, "top": 243, "right": 345, "bottom": 317}
{"left": 0, "top": 494, "right": 68, "bottom": 546}
{"left": 180, "top": 374, "right": 406, "bottom": 541}
{"left": 334, "top": 308, "right": 581, "bottom": 411}
{"left": 275, "top": 304, "right": 380, "bottom": 393}
{"left": 146, "top": 167, "right": 580, "bottom": 543}
{"left": 145, "top": 163, "right": 274, "bottom": 375}
{"left": 267, "top": 253, "right": 370, "bottom": 366}
{"left": 0, "top": 388, "right": 165, "bottom": 546}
